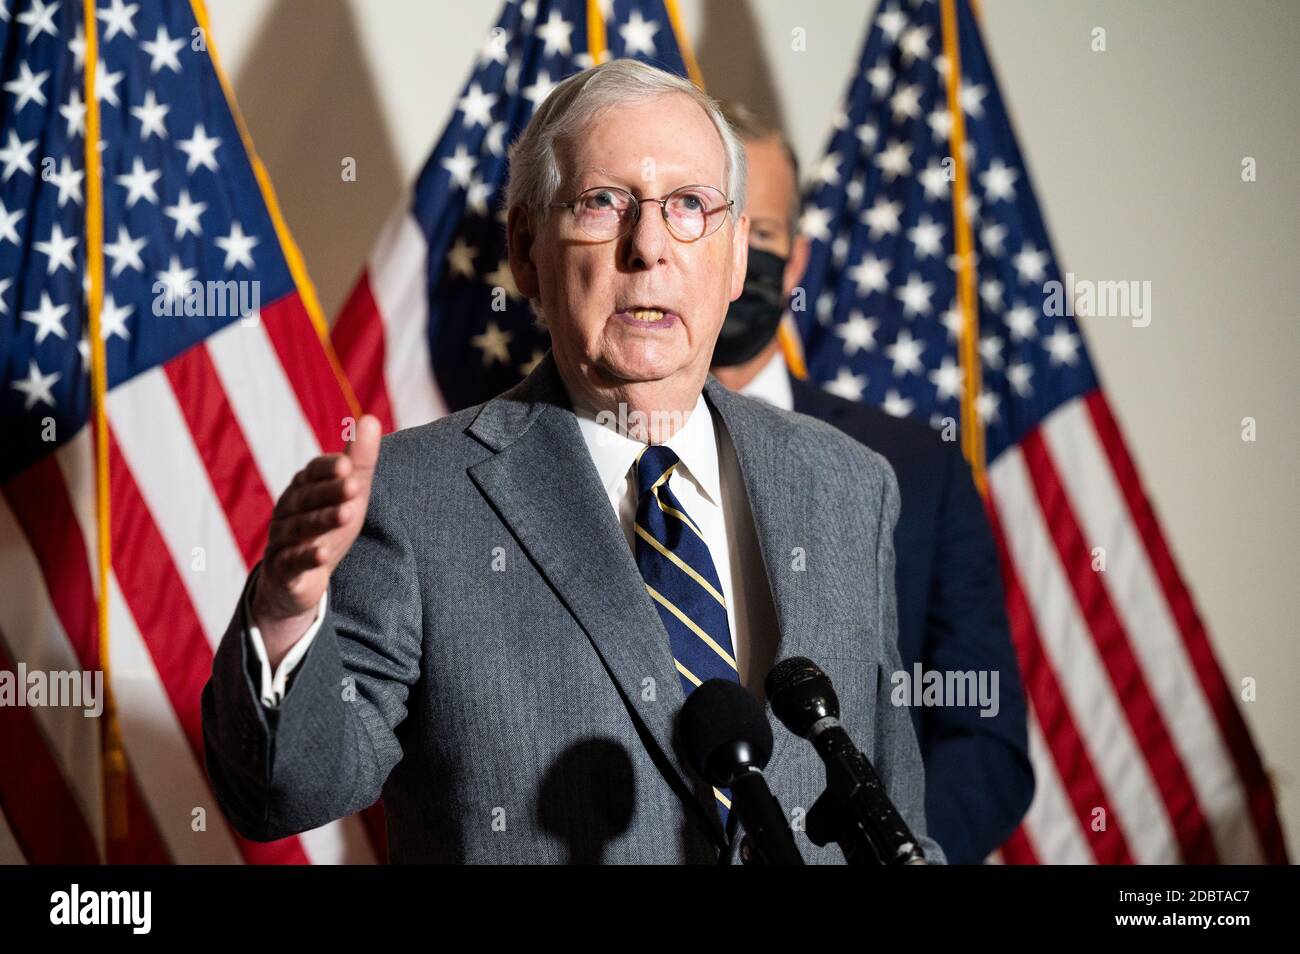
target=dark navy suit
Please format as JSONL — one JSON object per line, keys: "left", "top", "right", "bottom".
{"left": 791, "top": 374, "right": 1034, "bottom": 863}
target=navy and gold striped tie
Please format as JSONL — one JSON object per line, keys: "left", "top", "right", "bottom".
{"left": 633, "top": 443, "right": 740, "bottom": 827}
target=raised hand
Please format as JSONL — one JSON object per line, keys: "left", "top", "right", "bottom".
{"left": 249, "top": 414, "right": 383, "bottom": 660}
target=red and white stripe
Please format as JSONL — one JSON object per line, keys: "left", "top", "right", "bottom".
{"left": 0, "top": 297, "right": 380, "bottom": 865}
{"left": 332, "top": 207, "right": 449, "bottom": 434}
{"left": 989, "top": 391, "right": 1284, "bottom": 864}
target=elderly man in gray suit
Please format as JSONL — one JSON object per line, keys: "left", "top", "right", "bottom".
{"left": 202, "top": 58, "right": 944, "bottom": 865}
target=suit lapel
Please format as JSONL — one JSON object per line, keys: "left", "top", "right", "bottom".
{"left": 466, "top": 353, "right": 727, "bottom": 849}
{"left": 707, "top": 374, "right": 857, "bottom": 857}
{"left": 704, "top": 376, "right": 846, "bottom": 680}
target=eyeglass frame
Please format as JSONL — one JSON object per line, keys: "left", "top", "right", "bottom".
{"left": 548, "top": 184, "right": 737, "bottom": 242}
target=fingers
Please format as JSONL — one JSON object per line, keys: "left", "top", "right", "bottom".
{"left": 267, "top": 501, "right": 357, "bottom": 551}
{"left": 259, "top": 418, "right": 383, "bottom": 607}
{"left": 278, "top": 414, "right": 381, "bottom": 514}
{"left": 303, "top": 453, "right": 350, "bottom": 483}
{"left": 346, "top": 415, "right": 382, "bottom": 476}
{"left": 266, "top": 539, "right": 329, "bottom": 579}
{"left": 275, "top": 475, "right": 359, "bottom": 519}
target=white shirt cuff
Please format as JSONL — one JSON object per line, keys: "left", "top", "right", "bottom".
{"left": 245, "top": 590, "right": 328, "bottom": 708}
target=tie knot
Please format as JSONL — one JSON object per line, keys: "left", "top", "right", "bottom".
{"left": 636, "top": 444, "right": 680, "bottom": 499}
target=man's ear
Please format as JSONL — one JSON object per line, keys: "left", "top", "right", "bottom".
{"left": 783, "top": 233, "right": 810, "bottom": 300}
{"left": 506, "top": 205, "right": 541, "bottom": 300}
{"left": 728, "top": 214, "right": 751, "bottom": 302}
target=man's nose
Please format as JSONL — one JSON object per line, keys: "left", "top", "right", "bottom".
{"left": 624, "top": 199, "right": 670, "bottom": 268}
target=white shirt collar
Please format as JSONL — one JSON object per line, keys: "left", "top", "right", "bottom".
{"left": 738, "top": 348, "right": 794, "bottom": 411}
{"left": 566, "top": 385, "right": 723, "bottom": 508}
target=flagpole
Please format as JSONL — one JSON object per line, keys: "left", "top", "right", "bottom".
{"left": 586, "top": 0, "right": 608, "bottom": 64}
{"left": 657, "top": 0, "right": 809, "bottom": 380}
{"left": 939, "top": 0, "right": 987, "bottom": 494}
{"left": 663, "top": 0, "right": 703, "bottom": 88}
{"left": 82, "top": 0, "right": 127, "bottom": 852}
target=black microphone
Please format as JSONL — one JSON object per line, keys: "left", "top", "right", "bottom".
{"left": 679, "top": 679, "right": 804, "bottom": 865}
{"left": 766, "top": 657, "right": 927, "bottom": 865}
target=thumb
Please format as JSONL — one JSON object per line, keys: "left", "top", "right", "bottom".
{"left": 346, "top": 414, "right": 382, "bottom": 480}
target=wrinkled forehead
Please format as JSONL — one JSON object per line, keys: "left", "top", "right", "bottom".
{"left": 555, "top": 92, "right": 728, "bottom": 192}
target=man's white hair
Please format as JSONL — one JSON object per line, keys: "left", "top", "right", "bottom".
{"left": 505, "top": 58, "right": 747, "bottom": 222}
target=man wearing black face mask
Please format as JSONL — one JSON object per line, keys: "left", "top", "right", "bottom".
{"left": 711, "top": 102, "right": 1034, "bottom": 864}
{"left": 707, "top": 109, "right": 808, "bottom": 375}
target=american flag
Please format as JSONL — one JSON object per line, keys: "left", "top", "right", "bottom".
{"left": 332, "top": 0, "right": 699, "bottom": 425}
{"left": 795, "top": 0, "right": 1286, "bottom": 863}
{"left": 0, "top": 0, "right": 382, "bottom": 863}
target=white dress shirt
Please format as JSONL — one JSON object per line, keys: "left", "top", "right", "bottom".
{"left": 244, "top": 585, "right": 324, "bottom": 707}
{"left": 248, "top": 383, "right": 780, "bottom": 707}
{"left": 567, "top": 387, "right": 778, "bottom": 693}
{"left": 738, "top": 348, "right": 794, "bottom": 411}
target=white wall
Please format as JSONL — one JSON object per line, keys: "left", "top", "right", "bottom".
{"left": 206, "top": 0, "right": 1300, "bottom": 859}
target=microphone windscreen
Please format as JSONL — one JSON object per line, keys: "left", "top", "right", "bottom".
{"left": 765, "top": 656, "right": 821, "bottom": 700}
{"left": 766, "top": 656, "right": 839, "bottom": 736}
{"left": 680, "top": 679, "right": 773, "bottom": 778}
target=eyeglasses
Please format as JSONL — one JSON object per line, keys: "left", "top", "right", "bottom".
{"left": 550, "top": 185, "right": 734, "bottom": 242}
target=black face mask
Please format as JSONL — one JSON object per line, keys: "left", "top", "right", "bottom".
{"left": 711, "top": 247, "right": 787, "bottom": 367}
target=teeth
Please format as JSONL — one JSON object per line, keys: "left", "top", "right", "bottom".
{"left": 630, "top": 309, "right": 665, "bottom": 321}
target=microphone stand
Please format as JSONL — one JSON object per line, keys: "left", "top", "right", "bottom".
{"left": 727, "top": 766, "right": 804, "bottom": 865}
{"left": 803, "top": 726, "right": 927, "bottom": 865}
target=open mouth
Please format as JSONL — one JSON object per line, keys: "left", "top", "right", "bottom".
{"left": 614, "top": 305, "right": 679, "bottom": 327}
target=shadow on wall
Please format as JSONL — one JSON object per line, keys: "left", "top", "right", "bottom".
{"left": 229, "top": 0, "right": 405, "bottom": 322}
{"left": 694, "top": 0, "right": 787, "bottom": 136}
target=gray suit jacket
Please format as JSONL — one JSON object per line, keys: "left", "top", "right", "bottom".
{"left": 201, "top": 351, "right": 944, "bottom": 864}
